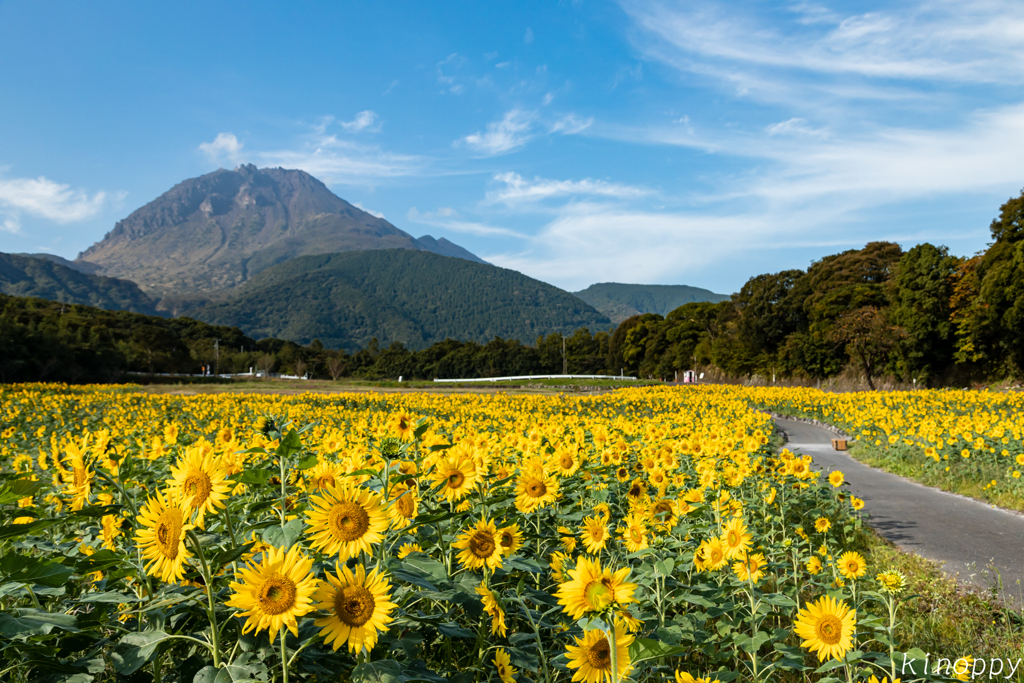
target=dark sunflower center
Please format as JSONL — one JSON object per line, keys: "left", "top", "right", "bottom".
{"left": 318, "top": 474, "right": 336, "bottom": 489}
{"left": 584, "top": 579, "right": 612, "bottom": 610}
{"left": 336, "top": 585, "right": 375, "bottom": 626}
{"left": 447, "top": 471, "right": 465, "bottom": 489}
{"left": 258, "top": 573, "right": 297, "bottom": 615}
{"left": 155, "top": 509, "right": 182, "bottom": 559}
{"left": 560, "top": 454, "right": 574, "bottom": 469}
{"left": 727, "top": 531, "right": 739, "bottom": 546}
{"left": 469, "top": 530, "right": 496, "bottom": 558}
{"left": 585, "top": 638, "right": 612, "bottom": 669}
{"left": 328, "top": 501, "right": 370, "bottom": 542}
{"left": 816, "top": 615, "right": 842, "bottom": 644}
{"left": 73, "top": 467, "right": 88, "bottom": 488}
{"left": 526, "top": 480, "right": 546, "bottom": 498}
{"left": 183, "top": 470, "right": 212, "bottom": 506}
{"left": 498, "top": 531, "right": 514, "bottom": 549}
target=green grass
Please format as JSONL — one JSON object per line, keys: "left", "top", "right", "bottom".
{"left": 849, "top": 443, "right": 1024, "bottom": 513}
{"left": 862, "top": 530, "right": 1024, "bottom": 669}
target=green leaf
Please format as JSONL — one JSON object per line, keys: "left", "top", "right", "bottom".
{"left": 230, "top": 470, "right": 275, "bottom": 485}
{"left": 628, "top": 638, "right": 688, "bottom": 664}
{"left": 77, "top": 591, "right": 143, "bottom": 604}
{"left": 0, "top": 477, "right": 46, "bottom": 504}
{"left": 761, "top": 593, "right": 797, "bottom": 607}
{"left": 68, "top": 504, "right": 123, "bottom": 519}
{"left": 679, "top": 592, "right": 716, "bottom": 608}
{"left": 7, "top": 560, "right": 74, "bottom": 587}
{"left": 0, "top": 609, "right": 78, "bottom": 637}
{"left": 262, "top": 519, "right": 304, "bottom": 549}
{"left": 111, "top": 629, "right": 169, "bottom": 674}
{"left": 212, "top": 542, "right": 255, "bottom": 569}
{"left": 350, "top": 660, "right": 403, "bottom": 683}
{"left": 295, "top": 454, "right": 319, "bottom": 470}
{"left": 735, "top": 631, "right": 772, "bottom": 654}
{"left": 436, "top": 621, "right": 474, "bottom": 638}
{"left": 653, "top": 558, "right": 676, "bottom": 576}
{"left": 0, "top": 518, "right": 61, "bottom": 540}
{"left": 74, "top": 549, "right": 123, "bottom": 573}
{"left": 276, "top": 430, "right": 303, "bottom": 458}
{"left": 814, "top": 658, "right": 847, "bottom": 673}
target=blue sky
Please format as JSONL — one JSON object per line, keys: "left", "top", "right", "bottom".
{"left": 2, "top": 0, "right": 1023, "bottom": 294}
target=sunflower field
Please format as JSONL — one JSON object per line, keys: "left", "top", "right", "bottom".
{"left": 0, "top": 384, "right": 928, "bottom": 683}
{"left": 748, "top": 386, "right": 1024, "bottom": 506}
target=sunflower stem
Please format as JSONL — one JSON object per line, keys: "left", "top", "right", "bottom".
{"left": 280, "top": 630, "right": 290, "bottom": 683}
{"left": 607, "top": 622, "right": 619, "bottom": 683}
{"left": 187, "top": 530, "right": 222, "bottom": 668}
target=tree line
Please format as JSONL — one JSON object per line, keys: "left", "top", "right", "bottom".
{"left": 2, "top": 189, "right": 1021, "bottom": 387}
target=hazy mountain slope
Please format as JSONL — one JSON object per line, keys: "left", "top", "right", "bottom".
{"left": 15, "top": 253, "right": 103, "bottom": 274}
{"left": 0, "top": 253, "right": 159, "bottom": 315}
{"left": 77, "top": 164, "right": 483, "bottom": 293}
{"left": 191, "top": 249, "right": 612, "bottom": 350}
{"left": 575, "top": 282, "right": 730, "bottom": 324}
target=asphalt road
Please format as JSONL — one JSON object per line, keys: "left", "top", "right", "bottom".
{"left": 775, "top": 417, "right": 1024, "bottom": 604}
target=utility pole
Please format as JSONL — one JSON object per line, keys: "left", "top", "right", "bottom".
{"left": 213, "top": 339, "right": 220, "bottom": 377}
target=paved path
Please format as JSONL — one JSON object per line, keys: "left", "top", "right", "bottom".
{"left": 775, "top": 418, "right": 1024, "bottom": 604}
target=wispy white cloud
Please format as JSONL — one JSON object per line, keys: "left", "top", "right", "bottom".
{"left": 0, "top": 175, "right": 110, "bottom": 223}
{"left": 461, "top": 109, "right": 536, "bottom": 155}
{"left": 2, "top": 215, "right": 20, "bottom": 234}
{"left": 339, "top": 110, "right": 381, "bottom": 133}
{"left": 623, "top": 0, "right": 1024, "bottom": 85}
{"left": 198, "top": 132, "right": 244, "bottom": 163}
{"left": 407, "top": 206, "right": 527, "bottom": 239}
{"left": 256, "top": 137, "right": 423, "bottom": 185}
{"left": 487, "top": 172, "right": 652, "bottom": 204}
{"left": 550, "top": 113, "right": 593, "bottom": 135}
{"left": 765, "top": 117, "right": 828, "bottom": 138}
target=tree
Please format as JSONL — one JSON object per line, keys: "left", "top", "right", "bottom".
{"left": 828, "top": 307, "right": 904, "bottom": 390}
{"left": 888, "top": 244, "right": 956, "bottom": 382}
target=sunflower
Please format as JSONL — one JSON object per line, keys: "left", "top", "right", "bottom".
{"left": 476, "top": 581, "right": 507, "bottom": 637}
{"left": 626, "top": 478, "right": 647, "bottom": 500}
{"left": 431, "top": 455, "right": 478, "bottom": 503}
{"left": 386, "top": 484, "right": 419, "bottom": 529}
{"left": 556, "top": 556, "right": 636, "bottom": 619}
{"left": 866, "top": 676, "right": 901, "bottom": 683}
{"left": 565, "top": 620, "right": 634, "bottom": 683}
{"left": 875, "top": 569, "right": 907, "bottom": 594}
{"left": 166, "top": 446, "right": 231, "bottom": 529}
{"left": 806, "top": 556, "right": 823, "bottom": 575}
{"left": 493, "top": 647, "right": 517, "bottom": 683}
{"left": 721, "top": 518, "right": 752, "bottom": 560}
{"left": 580, "top": 516, "right": 610, "bottom": 554}
{"left": 60, "top": 439, "right": 93, "bottom": 511}
{"left": 514, "top": 472, "right": 559, "bottom": 513}
{"left": 814, "top": 517, "right": 831, "bottom": 533}
{"left": 696, "top": 537, "right": 728, "bottom": 572}
{"left": 397, "top": 542, "right": 423, "bottom": 559}
{"left": 306, "top": 485, "right": 388, "bottom": 561}
{"left": 453, "top": 518, "right": 503, "bottom": 571}
{"left": 550, "top": 551, "right": 570, "bottom": 582}
{"left": 828, "top": 471, "right": 845, "bottom": 488}
{"left": 793, "top": 595, "right": 857, "bottom": 662}
{"left": 593, "top": 503, "right": 610, "bottom": 521}
{"left": 313, "top": 563, "right": 396, "bottom": 654}
{"left": 134, "top": 489, "right": 194, "bottom": 583}
{"left": 675, "top": 672, "right": 723, "bottom": 683}
{"left": 650, "top": 498, "right": 677, "bottom": 529}
{"left": 850, "top": 495, "right": 865, "bottom": 511}
{"left": 227, "top": 545, "right": 318, "bottom": 641}
{"left": 497, "top": 523, "right": 523, "bottom": 555}
{"left": 553, "top": 445, "right": 580, "bottom": 477}
{"left": 307, "top": 460, "right": 344, "bottom": 491}
{"left": 619, "top": 513, "right": 649, "bottom": 553}
{"left": 732, "top": 552, "right": 766, "bottom": 583}
{"left": 101, "top": 514, "right": 122, "bottom": 551}
{"left": 615, "top": 466, "right": 630, "bottom": 482}
{"left": 837, "top": 551, "right": 867, "bottom": 580}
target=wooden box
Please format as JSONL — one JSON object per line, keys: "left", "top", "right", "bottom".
{"left": 831, "top": 438, "right": 848, "bottom": 451}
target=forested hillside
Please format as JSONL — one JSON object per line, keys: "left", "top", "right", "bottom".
{"left": 189, "top": 249, "right": 612, "bottom": 350}
{"left": 575, "top": 282, "right": 729, "bottom": 323}
{"left": 0, "top": 253, "right": 159, "bottom": 315}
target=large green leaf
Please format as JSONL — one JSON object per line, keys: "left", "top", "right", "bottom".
{"left": 0, "top": 609, "right": 78, "bottom": 637}
{"left": 262, "top": 519, "right": 304, "bottom": 549}
{"left": 111, "top": 629, "right": 169, "bottom": 674}
{"left": 0, "top": 518, "right": 62, "bottom": 540}
{"left": 628, "top": 638, "right": 688, "bottom": 665}
{"left": 350, "top": 660, "right": 403, "bottom": 683}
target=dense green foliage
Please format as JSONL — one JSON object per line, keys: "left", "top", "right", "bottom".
{"left": 574, "top": 282, "right": 729, "bottom": 323}
{"left": 0, "top": 253, "right": 158, "bottom": 315}
{"left": 190, "top": 249, "right": 612, "bottom": 350}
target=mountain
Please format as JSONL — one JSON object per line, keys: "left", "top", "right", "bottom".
{"left": 15, "top": 253, "right": 103, "bottom": 274}
{"left": 0, "top": 253, "right": 159, "bottom": 315}
{"left": 190, "top": 249, "right": 612, "bottom": 351}
{"left": 77, "top": 164, "right": 484, "bottom": 295}
{"left": 575, "top": 282, "right": 730, "bottom": 324}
